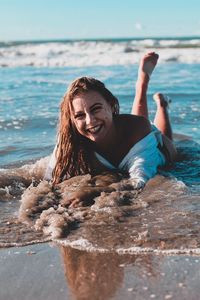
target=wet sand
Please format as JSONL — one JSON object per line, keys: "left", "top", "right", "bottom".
{"left": 0, "top": 243, "right": 71, "bottom": 300}
{"left": 1, "top": 242, "right": 200, "bottom": 300}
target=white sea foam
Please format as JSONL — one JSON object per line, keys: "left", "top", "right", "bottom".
{"left": 115, "top": 247, "right": 200, "bottom": 255}
{"left": 1, "top": 39, "right": 200, "bottom": 67}
{"left": 56, "top": 238, "right": 200, "bottom": 256}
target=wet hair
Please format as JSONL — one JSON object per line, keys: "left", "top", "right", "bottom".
{"left": 52, "top": 77, "right": 119, "bottom": 184}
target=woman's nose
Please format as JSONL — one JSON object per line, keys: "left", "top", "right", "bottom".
{"left": 85, "top": 112, "right": 95, "bottom": 125}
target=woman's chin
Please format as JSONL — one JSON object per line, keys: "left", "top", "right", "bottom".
{"left": 88, "top": 134, "right": 105, "bottom": 145}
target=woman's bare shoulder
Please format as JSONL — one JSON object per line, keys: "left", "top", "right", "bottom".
{"left": 118, "top": 114, "right": 151, "bottom": 133}
{"left": 112, "top": 114, "right": 152, "bottom": 158}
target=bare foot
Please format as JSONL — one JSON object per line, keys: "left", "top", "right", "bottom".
{"left": 138, "top": 52, "right": 159, "bottom": 81}
{"left": 153, "top": 92, "right": 171, "bottom": 108}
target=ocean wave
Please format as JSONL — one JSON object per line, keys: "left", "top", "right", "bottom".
{"left": 1, "top": 39, "right": 200, "bottom": 67}
{"left": 0, "top": 156, "right": 49, "bottom": 199}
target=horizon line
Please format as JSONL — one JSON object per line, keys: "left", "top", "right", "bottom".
{"left": 1, "top": 35, "right": 200, "bottom": 43}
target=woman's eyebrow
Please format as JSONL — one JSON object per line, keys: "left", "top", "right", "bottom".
{"left": 74, "top": 102, "right": 103, "bottom": 115}
{"left": 90, "top": 102, "right": 103, "bottom": 109}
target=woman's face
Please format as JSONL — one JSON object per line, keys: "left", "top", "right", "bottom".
{"left": 71, "top": 90, "right": 114, "bottom": 145}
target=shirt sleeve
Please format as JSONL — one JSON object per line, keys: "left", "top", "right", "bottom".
{"left": 120, "top": 131, "right": 166, "bottom": 186}
{"left": 128, "top": 155, "right": 158, "bottom": 184}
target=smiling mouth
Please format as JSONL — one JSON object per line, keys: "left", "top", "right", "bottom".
{"left": 87, "top": 125, "right": 102, "bottom": 134}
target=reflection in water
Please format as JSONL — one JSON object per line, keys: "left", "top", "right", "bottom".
{"left": 60, "top": 246, "right": 155, "bottom": 300}
{"left": 59, "top": 245, "right": 200, "bottom": 300}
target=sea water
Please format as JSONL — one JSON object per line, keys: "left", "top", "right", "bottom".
{"left": 0, "top": 37, "right": 200, "bottom": 251}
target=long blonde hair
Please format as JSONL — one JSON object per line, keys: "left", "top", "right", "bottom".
{"left": 52, "top": 77, "right": 119, "bottom": 184}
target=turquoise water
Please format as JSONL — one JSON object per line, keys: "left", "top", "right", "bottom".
{"left": 0, "top": 63, "right": 199, "bottom": 166}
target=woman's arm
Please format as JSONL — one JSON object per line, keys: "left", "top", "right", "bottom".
{"left": 121, "top": 124, "right": 166, "bottom": 189}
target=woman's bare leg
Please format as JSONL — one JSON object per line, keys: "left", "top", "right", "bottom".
{"left": 132, "top": 53, "right": 177, "bottom": 161}
{"left": 153, "top": 93, "right": 177, "bottom": 161}
{"left": 131, "top": 52, "right": 159, "bottom": 119}
{"left": 153, "top": 93, "right": 172, "bottom": 140}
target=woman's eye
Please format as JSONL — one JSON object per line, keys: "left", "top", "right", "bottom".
{"left": 74, "top": 114, "right": 84, "bottom": 119}
{"left": 92, "top": 106, "right": 101, "bottom": 113}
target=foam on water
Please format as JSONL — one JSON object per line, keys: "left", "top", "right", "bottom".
{"left": 14, "top": 169, "right": 199, "bottom": 252}
{"left": 0, "top": 156, "right": 49, "bottom": 200}
{"left": 1, "top": 38, "right": 200, "bottom": 67}
{"left": 57, "top": 238, "right": 200, "bottom": 256}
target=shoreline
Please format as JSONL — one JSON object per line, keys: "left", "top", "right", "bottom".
{"left": 1, "top": 242, "right": 200, "bottom": 300}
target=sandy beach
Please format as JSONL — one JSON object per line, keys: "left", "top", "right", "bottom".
{"left": 0, "top": 243, "right": 71, "bottom": 300}
{"left": 1, "top": 242, "right": 200, "bottom": 300}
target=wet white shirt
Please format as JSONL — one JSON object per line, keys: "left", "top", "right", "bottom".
{"left": 95, "top": 126, "right": 166, "bottom": 187}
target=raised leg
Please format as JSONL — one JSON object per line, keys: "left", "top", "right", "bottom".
{"left": 153, "top": 93, "right": 177, "bottom": 161}
{"left": 131, "top": 52, "right": 159, "bottom": 119}
{"left": 153, "top": 93, "right": 172, "bottom": 140}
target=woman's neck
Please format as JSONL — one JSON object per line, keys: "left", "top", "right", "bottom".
{"left": 94, "top": 119, "right": 122, "bottom": 163}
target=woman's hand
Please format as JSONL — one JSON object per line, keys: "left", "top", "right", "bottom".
{"left": 60, "top": 186, "right": 114, "bottom": 208}
{"left": 130, "top": 179, "right": 145, "bottom": 190}
{"left": 110, "top": 178, "right": 145, "bottom": 191}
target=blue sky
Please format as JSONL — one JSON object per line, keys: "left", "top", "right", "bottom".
{"left": 0, "top": 0, "right": 200, "bottom": 41}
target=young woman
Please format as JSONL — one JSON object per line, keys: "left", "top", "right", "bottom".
{"left": 45, "top": 52, "right": 177, "bottom": 192}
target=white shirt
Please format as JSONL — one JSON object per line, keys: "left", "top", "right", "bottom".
{"left": 95, "top": 126, "right": 166, "bottom": 186}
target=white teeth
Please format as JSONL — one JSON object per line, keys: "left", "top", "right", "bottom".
{"left": 88, "top": 125, "right": 101, "bottom": 133}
